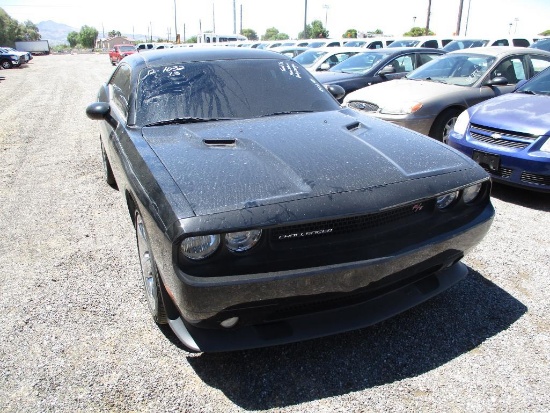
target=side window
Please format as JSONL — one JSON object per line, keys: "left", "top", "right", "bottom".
{"left": 530, "top": 56, "right": 550, "bottom": 75}
{"left": 513, "top": 38, "right": 530, "bottom": 47}
{"left": 492, "top": 57, "right": 525, "bottom": 84}
{"left": 368, "top": 41, "right": 383, "bottom": 49}
{"left": 327, "top": 42, "right": 340, "bottom": 47}
{"left": 416, "top": 53, "right": 441, "bottom": 68}
{"left": 393, "top": 55, "right": 414, "bottom": 72}
{"left": 422, "top": 40, "right": 439, "bottom": 48}
{"left": 492, "top": 39, "right": 509, "bottom": 46}
{"left": 109, "top": 64, "right": 132, "bottom": 119}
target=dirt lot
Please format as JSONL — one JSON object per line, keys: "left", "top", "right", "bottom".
{"left": 0, "top": 53, "right": 549, "bottom": 412}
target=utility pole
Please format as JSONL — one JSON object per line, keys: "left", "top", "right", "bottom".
{"left": 303, "top": 0, "right": 308, "bottom": 39}
{"left": 213, "top": 3, "right": 216, "bottom": 33}
{"left": 455, "top": 0, "right": 464, "bottom": 35}
{"left": 425, "top": 0, "right": 432, "bottom": 35}
{"left": 240, "top": 4, "right": 243, "bottom": 34}
{"left": 174, "top": 0, "right": 178, "bottom": 43}
{"left": 233, "top": 0, "right": 236, "bottom": 34}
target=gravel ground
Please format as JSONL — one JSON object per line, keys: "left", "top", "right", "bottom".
{"left": 0, "top": 53, "right": 549, "bottom": 413}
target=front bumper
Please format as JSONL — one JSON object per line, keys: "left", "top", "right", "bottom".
{"left": 162, "top": 206, "right": 493, "bottom": 351}
{"left": 366, "top": 112, "right": 434, "bottom": 136}
{"left": 449, "top": 133, "right": 550, "bottom": 192}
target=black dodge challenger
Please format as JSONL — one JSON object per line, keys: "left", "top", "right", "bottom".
{"left": 86, "top": 48, "right": 494, "bottom": 352}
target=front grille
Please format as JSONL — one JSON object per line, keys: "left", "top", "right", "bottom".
{"left": 521, "top": 172, "right": 550, "bottom": 186}
{"left": 348, "top": 101, "right": 379, "bottom": 112}
{"left": 271, "top": 200, "right": 433, "bottom": 243}
{"left": 481, "top": 165, "right": 513, "bottom": 178}
{"left": 470, "top": 123, "right": 538, "bottom": 149}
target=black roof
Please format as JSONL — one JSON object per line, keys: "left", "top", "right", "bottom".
{"left": 123, "top": 47, "right": 288, "bottom": 68}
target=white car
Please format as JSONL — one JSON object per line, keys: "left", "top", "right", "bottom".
{"left": 293, "top": 46, "right": 361, "bottom": 73}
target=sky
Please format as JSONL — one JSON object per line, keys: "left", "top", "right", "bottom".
{"left": 1, "top": 0, "right": 549, "bottom": 41}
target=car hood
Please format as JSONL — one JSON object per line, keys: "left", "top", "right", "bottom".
{"left": 345, "top": 78, "right": 468, "bottom": 104}
{"left": 142, "top": 110, "right": 475, "bottom": 216}
{"left": 470, "top": 93, "right": 550, "bottom": 135}
{"left": 315, "top": 71, "right": 364, "bottom": 84}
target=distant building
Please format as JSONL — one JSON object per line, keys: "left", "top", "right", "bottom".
{"left": 95, "top": 36, "right": 134, "bottom": 50}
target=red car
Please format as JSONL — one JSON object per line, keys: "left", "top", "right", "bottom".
{"left": 109, "top": 44, "right": 137, "bottom": 65}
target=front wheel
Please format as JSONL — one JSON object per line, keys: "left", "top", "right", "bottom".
{"left": 429, "top": 108, "right": 462, "bottom": 143}
{"left": 1, "top": 60, "right": 13, "bottom": 69}
{"left": 135, "top": 211, "right": 168, "bottom": 325}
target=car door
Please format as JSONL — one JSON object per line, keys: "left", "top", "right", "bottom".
{"left": 104, "top": 64, "right": 132, "bottom": 182}
{"left": 473, "top": 55, "right": 527, "bottom": 105}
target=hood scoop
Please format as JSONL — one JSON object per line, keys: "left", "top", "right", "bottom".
{"left": 203, "top": 138, "right": 237, "bottom": 147}
{"left": 346, "top": 121, "right": 362, "bottom": 131}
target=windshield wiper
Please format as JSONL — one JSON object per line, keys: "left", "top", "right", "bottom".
{"left": 422, "top": 77, "right": 448, "bottom": 84}
{"left": 516, "top": 90, "right": 537, "bottom": 95}
{"left": 144, "top": 117, "right": 235, "bottom": 127}
{"left": 259, "top": 110, "right": 314, "bottom": 118}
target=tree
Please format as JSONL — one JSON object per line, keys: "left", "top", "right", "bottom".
{"left": 185, "top": 36, "right": 197, "bottom": 44}
{"left": 241, "top": 28, "right": 258, "bottom": 41}
{"left": 79, "top": 25, "right": 98, "bottom": 48}
{"left": 262, "top": 27, "right": 280, "bottom": 41}
{"left": 541, "top": 30, "right": 550, "bottom": 36}
{"left": 108, "top": 30, "right": 122, "bottom": 38}
{"left": 20, "top": 20, "right": 41, "bottom": 41}
{"left": 343, "top": 29, "right": 357, "bottom": 38}
{"left": 403, "top": 27, "right": 435, "bottom": 36}
{"left": 298, "top": 20, "right": 329, "bottom": 39}
{"left": 67, "top": 31, "right": 79, "bottom": 47}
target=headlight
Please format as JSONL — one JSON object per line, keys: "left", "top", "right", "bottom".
{"left": 462, "top": 183, "right": 483, "bottom": 204}
{"left": 225, "top": 230, "right": 262, "bottom": 253}
{"left": 379, "top": 101, "right": 422, "bottom": 115}
{"left": 452, "top": 110, "right": 470, "bottom": 137}
{"left": 436, "top": 191, "right": 459, "bottom": 209}
{"left": 181, "top": 235, "right": 220, "bottom": 260}
{"left": 540, "top": 137, "right": 550, "bottom": 153}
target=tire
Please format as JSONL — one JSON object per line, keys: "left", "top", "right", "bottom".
{"left": 429, "top": 108, "right": 462, "bottom": 143}
{"left": 100, "top": 141, "right": 117, "bottom": 188}
{"left": 1, "top": 59, "right": 13, "bottom": 69}
{"left": 135, "top": 211, "right": 168, "bottom": 325}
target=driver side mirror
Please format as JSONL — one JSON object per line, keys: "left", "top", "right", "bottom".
{"left": 485, "top": 76, "right": 509, "bottom": 86}
{"left": 318, "top": 63, "right": 331, "bottom": 71}
{"left": 379, "top": 65, "right": 396, "bottom": 76}
{"left": 325, "top": 84, "right": 346, "bottom": 101}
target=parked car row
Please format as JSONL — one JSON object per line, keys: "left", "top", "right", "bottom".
{"left": 335, "top": 46, "right": 550, "bottom": 192}
{"left": 0, "top": 46, "right": 32, "bottom": 69}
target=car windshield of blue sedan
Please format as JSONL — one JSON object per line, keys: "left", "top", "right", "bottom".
{"left": 137, "top": 59, "right": 340, "bottom": 126}
{"left": 407, "top": 53, "right": 496, "bottom": 86}
{"left": 328, "top": 51, "right": 390, "bottom": 74}
{"left": 517, "top": 67, "right": 550, "bottom": 95}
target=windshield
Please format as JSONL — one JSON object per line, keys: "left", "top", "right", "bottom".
{"left": 293, "top": 50, "right": 328, "bottom": 66}
{"left": 442, "top": 39, "right": 489, "bottom": 52}
{"left": 407, "top": 53, "right": 496, "bottom": 86}
{"left": 517, "top": 67, "right": 550, "bottom": 96}
{"left": 329, "top": 51, "right": 389, "bottom": 74}
{"left": 136, "top": 59, "right": 340, "bottom": 126}
{"left": 344, "top": 40, "right": 366, "bottom": 47}
{"left": 388, "top": 39, "right": 420, "bottom": 47}
{"left": 119, "top": 45, "right": 135, "bottom": 52}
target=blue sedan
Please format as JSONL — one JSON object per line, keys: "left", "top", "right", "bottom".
{"left": 449, "top": 67, "right": 550, "bottom": 192}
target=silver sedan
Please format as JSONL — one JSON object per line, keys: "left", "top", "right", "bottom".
{"left": 343, "top": 46, "right": 550, "bottom": 142}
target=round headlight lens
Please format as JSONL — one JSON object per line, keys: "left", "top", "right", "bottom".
{"left": 181, "top": 235, "right": 220, "bottom": 260}
{"left": 463, "top": 183, "right": 483, "bottom": 204}
{"left": 452, "top": 110, "right": 470, "bottom": 137}
{"left": 225, "top": 229, "right": 262, "bottom": 253}
{"left": 436, "top": 191, "right": 459, "bottom": 209}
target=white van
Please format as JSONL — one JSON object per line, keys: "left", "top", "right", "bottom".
{"left": 343, "top": 37, "right": 395, "bottom": 49}
{"left": 387, "top": 36, "right": 455, "bottom": 49}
